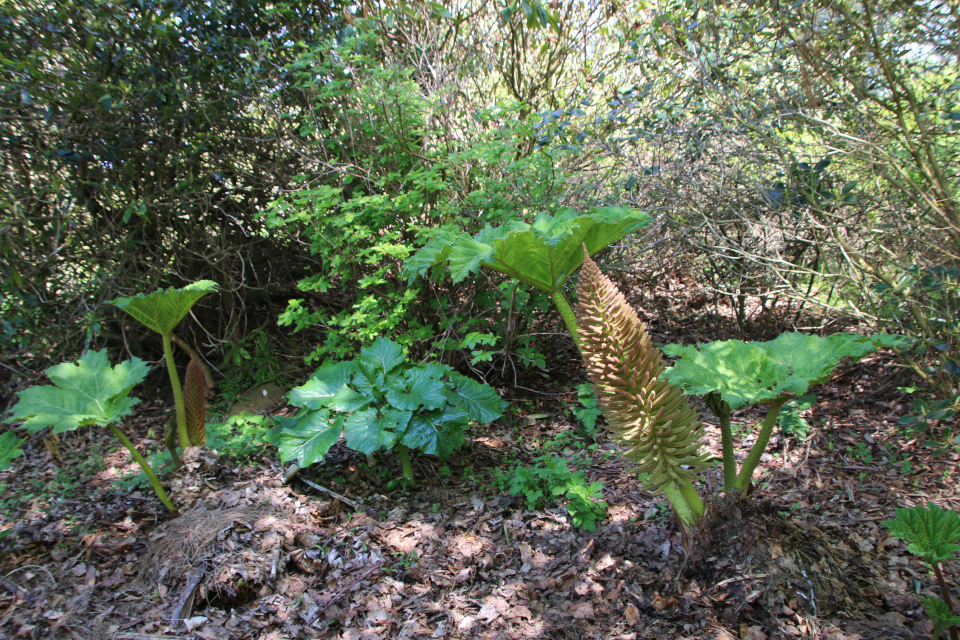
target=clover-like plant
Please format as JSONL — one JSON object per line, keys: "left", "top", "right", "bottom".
{"left": 662, "top": 332, "right": 908, "bottom": 493}
{"left": 884, "top": 503, "right": 960, "bottom": 640}
{"left": 403, "top": 207, "right": 650, "bottom": 352}
{"left": 7, "top": 350, "right": 177, "bottom": 513}
{"left": 576, "top": 251, "right": 709, "bottom": 530}
{"left": 111, "top": 281, "right": 216, "bottom": 453}
{"left": 275, "top": 338, "right": 504, "bottom": 486}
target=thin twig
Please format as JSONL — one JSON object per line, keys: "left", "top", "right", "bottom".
{"left": 297, "top": 477, "right": 362, "bottom": 511}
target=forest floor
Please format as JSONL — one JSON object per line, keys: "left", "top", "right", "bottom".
{"left": 1, "top": 278, "right": 959, "bottom": 640}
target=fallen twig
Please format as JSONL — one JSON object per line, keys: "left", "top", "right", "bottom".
{"left": 298, "top": 477, "right": 362, "bottom": 511}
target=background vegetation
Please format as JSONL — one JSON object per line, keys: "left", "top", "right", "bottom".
{"left": 2, "top": 0, "right": 957, "bottom": 425}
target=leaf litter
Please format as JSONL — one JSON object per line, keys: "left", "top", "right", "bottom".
{"left": 0, "top": 284, "right": 958, "bottom": 639}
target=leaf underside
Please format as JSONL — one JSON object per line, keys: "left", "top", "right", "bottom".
{"left": 403, "top": 207, "right": 651, "bottom": 293}
{"left": 8, "top": 350, "right": 150, "bottom": 433}
{"left": 110, "top": 280, "right": 217, "bottom": 335}
{"left": 575, "top": 253, "right": 709, "bottom": 491}
{"left": 662, "top": 332, "right": 905, "bottom": 410}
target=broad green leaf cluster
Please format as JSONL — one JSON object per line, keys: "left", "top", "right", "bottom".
{"left": 276, "top": 338, "right": 504, "bottom": 484}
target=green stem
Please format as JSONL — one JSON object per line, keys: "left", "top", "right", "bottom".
{"left": 734, "top": 396, "right": 789, "bottom": 493}
{"left": 706, "top": 393, "right": 737, "bottom": 491}
{"left": 397, "top": 444, "right": 415, "bottom": 486}
{"left": 550, "top": 288, "right": 584, "bottom": 355}
{"left": 108, "top": 422, "right": 178, "bottom": 514}
{"left": 162, "top": 333, "right": 189, "bottom": 450}
{"left": 661, "top": 480, "right": 704, "bottom": 533}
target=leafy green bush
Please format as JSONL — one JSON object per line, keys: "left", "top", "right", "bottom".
{"left": 884, "top": 503, "right": 960, "bottom": 640}
{"left": 274, "top": 338, "right": 504, "bottom": 486}
{"left": 207, "top": 413, "right": 276, "bottom": 462}
{"left": 498, "top": 454, "right": 608, "bottom": 532}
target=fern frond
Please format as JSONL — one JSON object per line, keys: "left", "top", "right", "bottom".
{"left": 575, "top": 251, "right": 709, "bottom": 492}
{"left": 183, "top": 359, "right": 206, "bottom": 446}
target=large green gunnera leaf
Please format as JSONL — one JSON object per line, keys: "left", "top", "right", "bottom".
{"left": 403, "top": 207, "right": 651, "bottom": 294}
{"left": 662, "top": 332, "right": 908, "bottom": 409}
{"left": 111, "top": 280, "right": 217, "bottom": 335}
{"left": 8, "top": 350, "right": 150, "bottom": 432}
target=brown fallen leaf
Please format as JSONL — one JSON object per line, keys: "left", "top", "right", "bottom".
{"left": 740, "top": 624, "right": 767, "bottom": 640}
{"left": 624, "top": 603, "right": 639, "bottom": 625}
{"left": 651, "top": 593, "right": 679, "bottom": 611}
{"left": 570, "top": 602, "right": 595, "bottom": 619}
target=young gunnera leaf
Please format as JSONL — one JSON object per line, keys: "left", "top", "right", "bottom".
{"left": 884, "top": 502, "right": 960, "bottom": 564}
{"left": 403, "top": 207, "right": 651, "bottom": 294}
{"left": 662, "top": 333, "right": 907, "bottom": 409}
{"left": 110, "top": 280, "right": 217, "bottom": 336}
{"left": 8, "top": 350, "right": 150, "bottom": 432}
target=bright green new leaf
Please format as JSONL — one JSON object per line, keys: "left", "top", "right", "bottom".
{"left": 663, "top": 333, "right": 898, "bottom": 409}
{"left": 8, "top": 350, "right": 150, "bottom": 432}
{"left": 276, "top": 411, "right": 344, "bottom": 466}
{"left": 360, "top": 337, "right": 405, "bottom": 376}
{"left": 884, "top": 502, "right": 960, "bottom": 564}
{"left": 0, "top": 432, "right": 27, "bottom": 471}
{"left": 403, "top": 207, "right": 651, "bottom": 294}
{"left": 110, "top": 280, "right": 217, "bottom": 336}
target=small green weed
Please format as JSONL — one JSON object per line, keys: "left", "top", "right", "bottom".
{"left": 497, "top": 455, "right": 608, "bottom": 532}
{"left": 569, "top": 383, "right": 603, "bottom": 438}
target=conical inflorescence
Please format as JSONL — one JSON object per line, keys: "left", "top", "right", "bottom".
{"left": 575, "top": 250, "right": 709, "bottom": 492}
{"left": 183, "top": 359, "right": 206, "bottom": 446}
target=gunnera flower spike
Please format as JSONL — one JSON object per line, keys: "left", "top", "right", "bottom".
{"left": 575, "top": 247, "right": 708, "bottom": 530}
